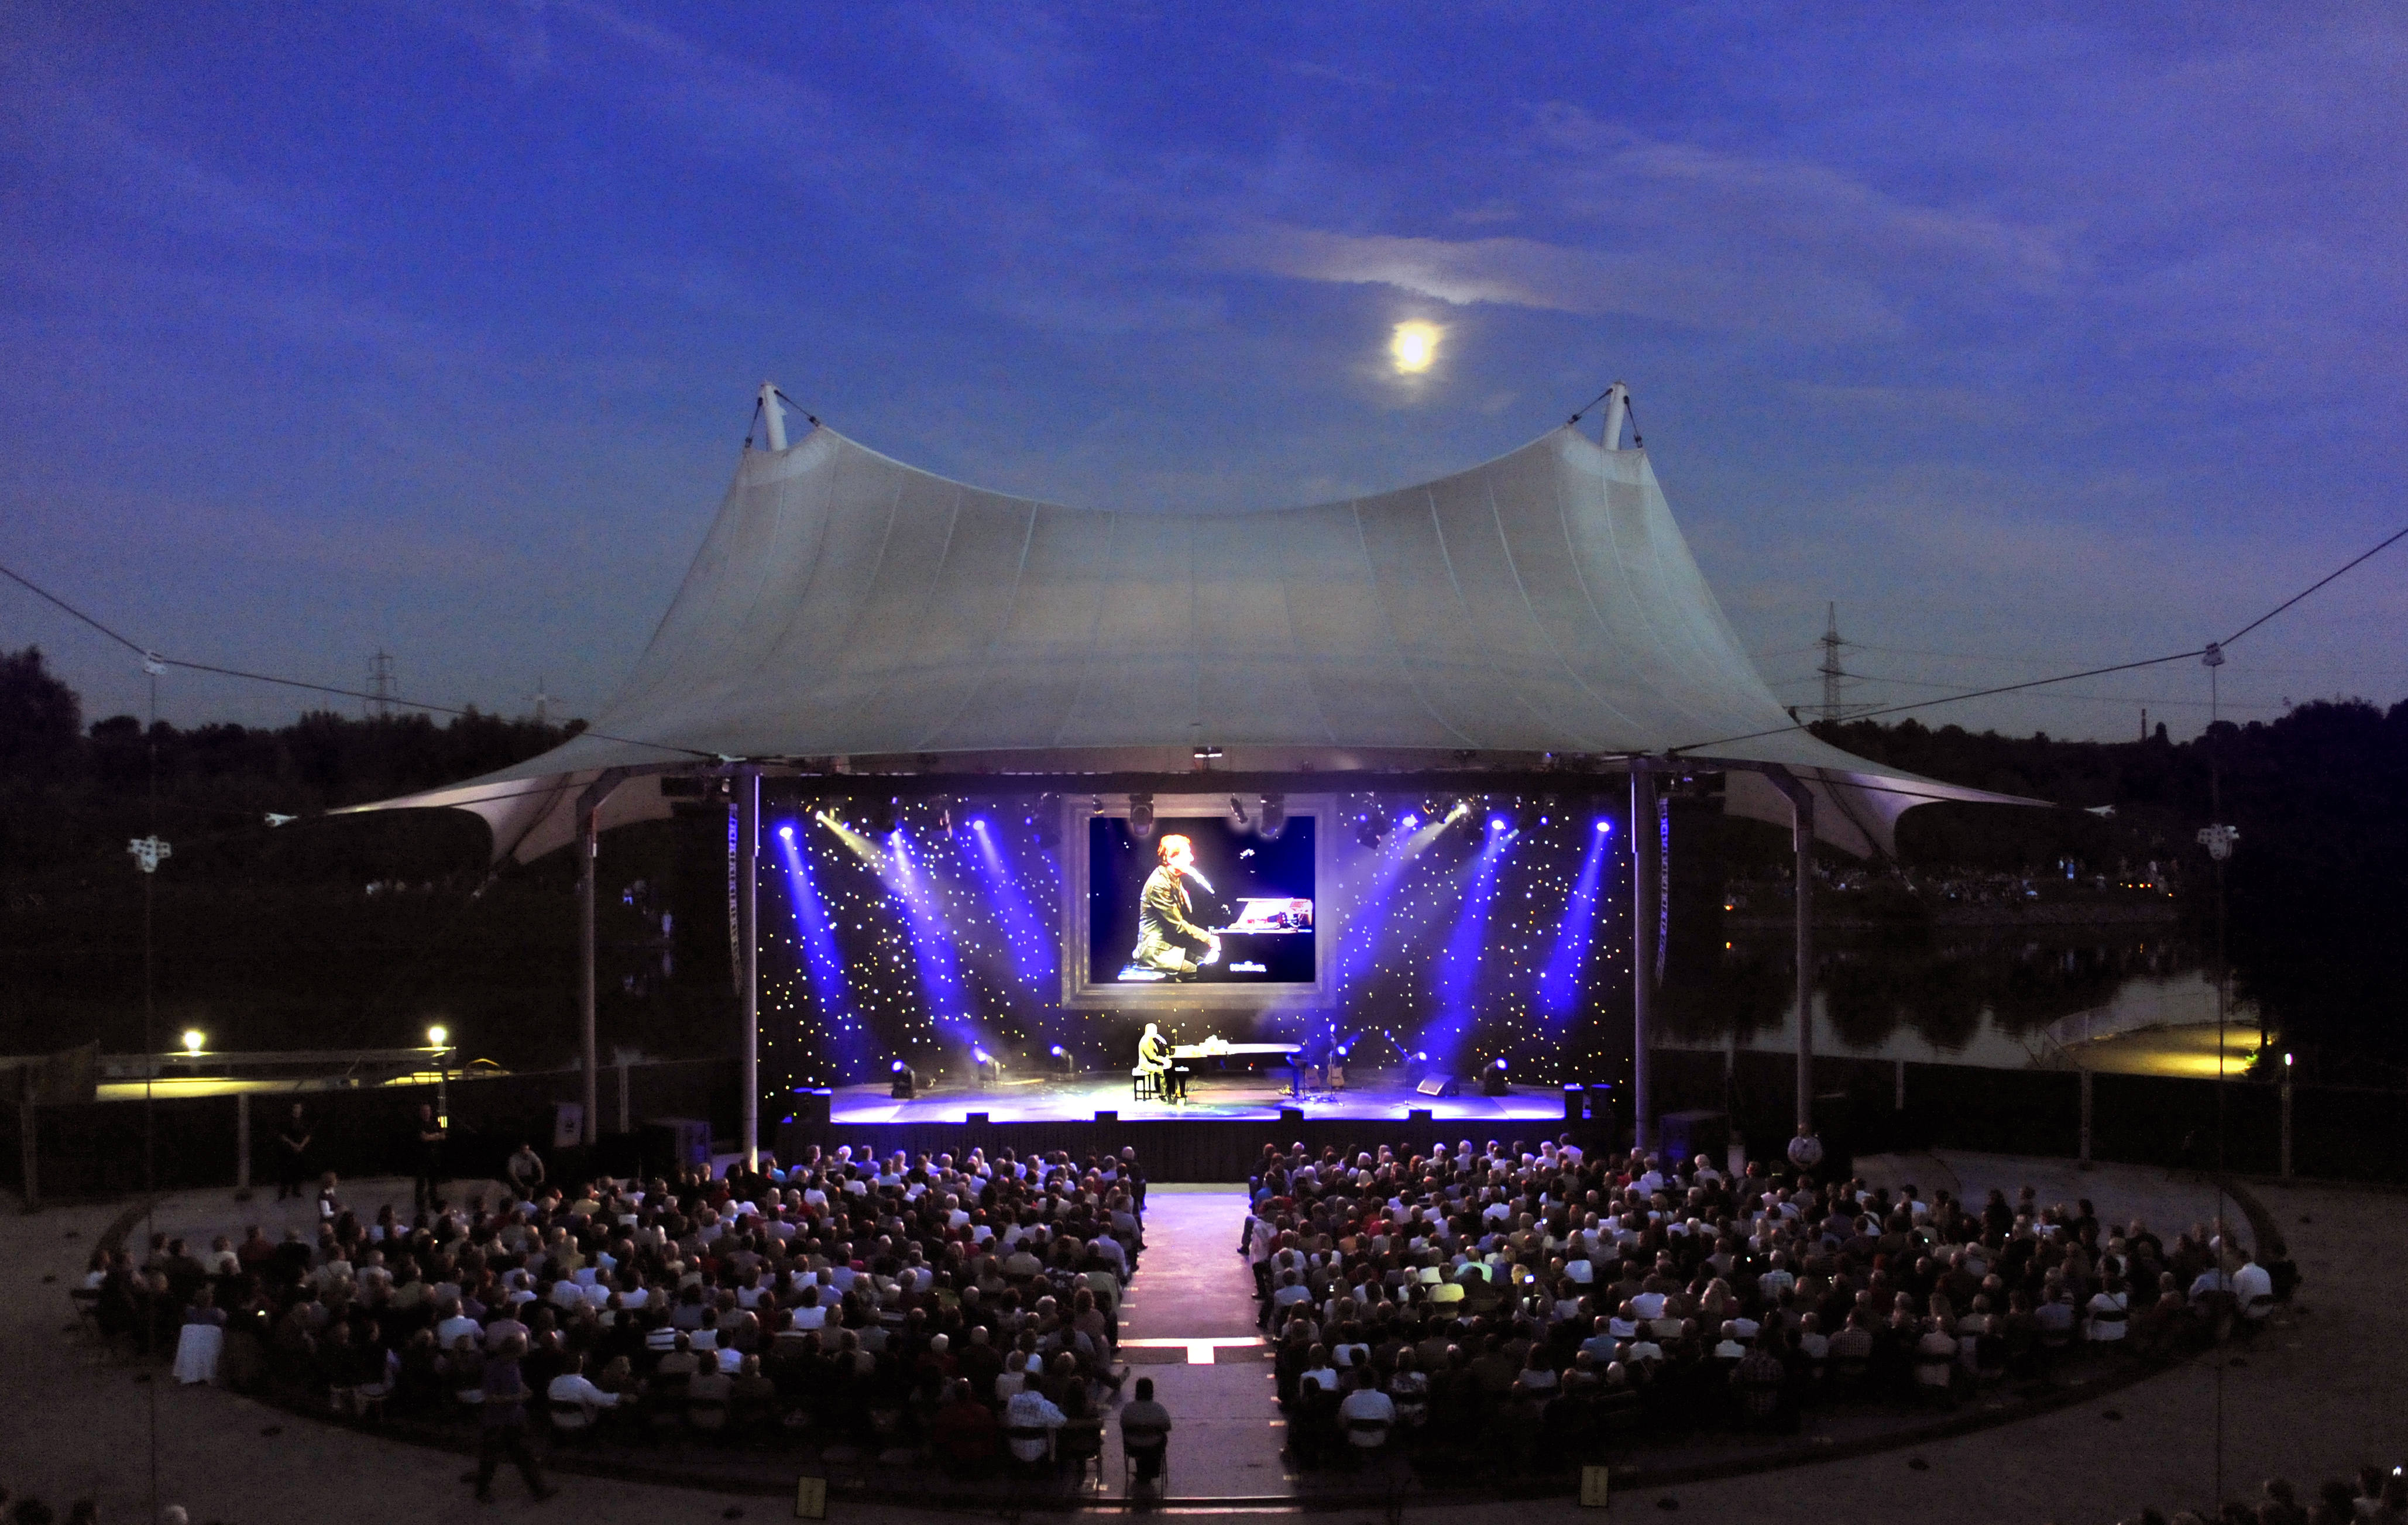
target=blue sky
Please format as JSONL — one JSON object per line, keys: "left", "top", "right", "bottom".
{"left": 4, "top": 2, "right": 2403, "bottom": 740}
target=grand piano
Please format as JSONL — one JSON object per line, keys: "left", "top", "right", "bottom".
{"left": 1168, "top": 1035, "right": 1308, "bottom": 1097}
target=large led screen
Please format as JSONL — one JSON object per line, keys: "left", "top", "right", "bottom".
{"left": 1087, "top": 816, "right": 1316, "bottom": 988}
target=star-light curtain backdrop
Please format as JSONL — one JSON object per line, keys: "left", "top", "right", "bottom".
{"left": 757, "top": 793, "right": 1632, "bottom": 1100}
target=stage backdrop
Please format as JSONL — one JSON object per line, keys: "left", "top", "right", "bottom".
{"left": 757, "top": 789, "right": 1638, "bottom": 1101}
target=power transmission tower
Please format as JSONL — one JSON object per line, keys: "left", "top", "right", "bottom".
{"left": 1817, "top": 603, "right": 1849, "bottom": 722}
{"left": 525, "top": 676, "right": 554, "bottom": 727}
{"left": 367, "top": 650, "right": 395, "bottom": 719}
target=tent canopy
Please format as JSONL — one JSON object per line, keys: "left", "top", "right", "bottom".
{"left": 349, "top": 419, "right": 2036, "bottom": 860}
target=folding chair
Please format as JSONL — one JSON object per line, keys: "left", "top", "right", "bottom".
{"left": 1120, "top": 1427, "right": 1170, "bottom": 1497}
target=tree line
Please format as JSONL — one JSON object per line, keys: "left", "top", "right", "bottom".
{"left": 5, "top": 645, "right": 2403, "bottom": 1079}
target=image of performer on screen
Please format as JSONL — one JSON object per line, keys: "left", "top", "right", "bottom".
{"left": 1130, "top": 834, "right": 1219, "bottom": 980}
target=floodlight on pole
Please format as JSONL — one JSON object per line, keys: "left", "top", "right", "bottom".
{"left": 181, "top": 1029, "right": 205, "bottom": 1056}
{"left": 427, "top": 1025, "right": 452, "bottom": 1127}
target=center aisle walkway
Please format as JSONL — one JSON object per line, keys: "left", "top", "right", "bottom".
{"left": 1118, "top": 1184, "right": 1291, "bottom": 1496}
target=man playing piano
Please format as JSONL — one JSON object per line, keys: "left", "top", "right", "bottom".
{"left": 1136, "top": 1022, "right": 1186, "bottom": 1101}
{"left": 1130, "top": 834, "right": 1218, "bottom": 981}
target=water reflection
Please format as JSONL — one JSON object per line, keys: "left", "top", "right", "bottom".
{"left": 1658, "top": 928, "right": 2206, "bottom": 1069}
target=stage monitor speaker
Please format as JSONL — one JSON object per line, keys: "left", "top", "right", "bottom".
{"left": 1094, "top": 1110, "right": 1119, "bottom": 1124}
{"left": 1408, "top": 1108, "right": 1434, "bottom": 1126}
{"left": 1416, "top": 1074, "right": 1458, "bottom": 1098}
{"left": 965, "top": 1112, "right": 990, "bottom": 1126}
{"left": 1279, "top": 1107, "right": 1303, "bottom": 1127}
{"left": 791, "top": 1089, "right": 831, "bottom": 1128}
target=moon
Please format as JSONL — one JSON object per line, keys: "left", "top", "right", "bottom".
{"left": 1390, "top": 321, "right": 1441, "bottom": 375}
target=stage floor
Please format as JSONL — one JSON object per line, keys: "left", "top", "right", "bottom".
{"left": 826, "top": 1070, "right": 1571, "bottom": 1125}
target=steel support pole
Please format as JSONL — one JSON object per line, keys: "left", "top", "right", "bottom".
{"left": 1765, "top": 769, "right": 1816, "bottom": 1139}
{"left": 738, "top": 768, "right": 761, "bottom": 1170}
{"left": 575, "top": 770, "right": 630, "bottom": 1149}
{"left": 2280, "top": 1074, "right": 2293, "bottom": 1179}
{"left": 579, "top": 809, "right": 599, "bottom": 1146}
{"left": 236, "top": 1091, "right": 250, "bottom": 1193}
{"left": 1629, "top": 762, "right": 1657, "bottom": 1154}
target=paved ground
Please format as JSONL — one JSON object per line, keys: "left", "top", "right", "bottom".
{"left": 1114, "top": 1186, "right": 1292, "bottom": 1495}
{"left": 4, "top": 1156, "right": 2402, "bottom": 1523}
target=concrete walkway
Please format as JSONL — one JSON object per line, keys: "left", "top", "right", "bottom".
{"left": 1113, "top": 1184, "right": 1290, "bottom": 1496}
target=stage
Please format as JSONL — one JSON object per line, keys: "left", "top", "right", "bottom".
{"left": 780, "top": 1069, "right": 1605, "bottom": 1179}
{"left": 827, "top": 1069, "right": 1572, "bottom": 1126}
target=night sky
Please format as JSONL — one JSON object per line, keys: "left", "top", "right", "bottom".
{"left": 5, "top": 5, "right": 2403, "bottom": 740}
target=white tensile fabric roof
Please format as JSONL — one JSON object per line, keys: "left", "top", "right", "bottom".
{"left": 350, "top": 421, "right": 2034, "bottom": 861}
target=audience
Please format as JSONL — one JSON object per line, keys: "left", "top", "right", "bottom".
{"left": 66, "top": 1128, "right": 2306, "bottom": 1492}
{"left": 84, "top": 1142, "right": 1146, "bottom": 1483}
{"left": 1236, "top": 1138, "right": 2280, "bottom": 1474}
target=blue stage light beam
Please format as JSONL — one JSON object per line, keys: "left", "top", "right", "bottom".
{"left": 1332, "top": 813, "right": 1448, "bottom": 998}
{"left": 1537, "top": 818, "right": 1615, "bottom": 1019}
{"left": 774, "top": 827, "right": 866, "bottom": 1071}
{"left": 1418, "top": 816, "right": 1517, "bottom": 1067}
{"left": 968, "top": 818, "right": 1056, "bottom": 985}
{"left": 882, "top": 827, "right": 970, "bottom": 1037}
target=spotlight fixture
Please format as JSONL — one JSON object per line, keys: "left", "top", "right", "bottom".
{"left": 935, "top": 797, "right": 953, "bottom": 834}
{"left": 1228, "top": 794, "right": 1251, "bottom": 829}
{"left": 1354, "top": 808, "right": 1387, "bottom": 849}
{"left": 427, "top": 1025, "right": 449, "bottom": 1048}
{"left": 181, "top": 1029, "right": 205, "bottom": 1056}
{"left": 1128, "top": 793, "right": 1156, "bottom": 839}
{"left": 1259, "top": 792, "right": 1287, "bottom": 841}
{"left": 1050, "top": 1043, "right": 1075, "bottom": 1077}
{"left": 1595, "top": 819, "right": 1614, "bottom": 834}
{"left": 1489, "top": 814, "right": 1509, "bottom": 833}
{"left": 869, "top": 797, "right": 899, "bottom": 836}
{"left": 778, "top": 824, "right": 795, "bottom": 840}
{"left": 1481, "top": 1057, "right": 1510, "bottom": 1097}
{"left": 889, "top": 1059, "right": 916, "bottom": 1099}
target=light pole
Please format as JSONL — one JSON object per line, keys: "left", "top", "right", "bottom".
{"left": 428, "top": 1025, "right": 452, "bottom": 1128}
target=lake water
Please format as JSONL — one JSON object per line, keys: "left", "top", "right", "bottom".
{"left": 1653, "top": 926, "right": 2255, "bottom": 1072}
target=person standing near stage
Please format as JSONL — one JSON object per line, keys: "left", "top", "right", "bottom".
{"left": 469, "top": 1334, "right": 555, "bottom": 1502}
{"left": 410, "top": 1102, "right": 446, "bottom": 1214}
{"left": 274, "top": 1102, "right": 312, "bottom": 1201}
